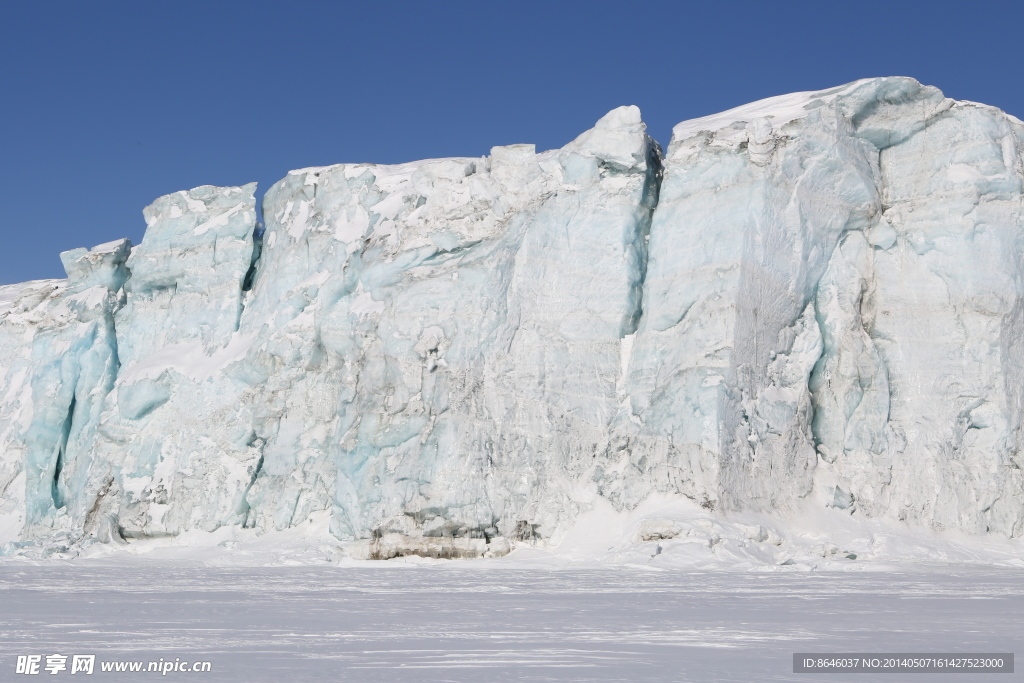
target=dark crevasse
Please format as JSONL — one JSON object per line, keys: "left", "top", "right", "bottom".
{"left": 51, "top": 393, "right": 76, "bottom": 510}
{"left": 621, "top": 139, "right": 664, "bottom": 338}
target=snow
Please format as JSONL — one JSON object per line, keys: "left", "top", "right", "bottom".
{"left": 0, "top": 286, "right": 21, "bottom": 318}
{"left": 348, "top": 290, "right": 385, "bottom": 318}
{"left": 669, "top": 79, "right": 872, "bottom": 143}
{"left": 0, "top": 537, "right": 1020, "bottom": 681}
{"left": 192, "top": 201, "right": 248, "bottom": 236}
{"left": 1, "top": 77, "right": 1024, "bottom": 567}
{"left": 116, "top": 332, "right": 257, "bottom": 385}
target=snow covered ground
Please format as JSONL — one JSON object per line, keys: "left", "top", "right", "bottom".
{"left": 1, "top": 499, "right": 1021, "bottom": 681}
{"left": 0, "top": 561, "right": 1019, "bottom": 682}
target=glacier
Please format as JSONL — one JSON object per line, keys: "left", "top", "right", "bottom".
{"left": 2, "top": 76, "right": 1024, "bottom": 560}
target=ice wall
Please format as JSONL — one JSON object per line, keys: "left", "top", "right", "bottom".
{"left": 0, "top": 240, "right": 129, "bottom": 542}
{"left": 181, "top": 105, "right": 660, "bottom": 542}
{"left": 623, "top": 77, "right": 1024, "bottom": 536}
{"left": 2, "top": 77, "right": 1023, "bottom": 551}
{"left": 85, "top": 184, "right": 261, "bottom": 539}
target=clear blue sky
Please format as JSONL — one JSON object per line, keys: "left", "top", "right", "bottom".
{"left": 3, "top": 0, "right": 1023, "bottom": 285}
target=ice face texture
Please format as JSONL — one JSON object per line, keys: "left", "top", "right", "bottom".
{"left": 81, "top": 184, "right": 260, "bottom": 540}
{"left": 638, "top": 77, "right": 1024, "bottom": 536}
{"left": 2, "top": 78, "right": 1023, "bottom": 550}
{"left": 0, "top": 240, "right": 129, "bottom": 541}
{"left": 174, "top": 105, "right": 660, "bottom": 543}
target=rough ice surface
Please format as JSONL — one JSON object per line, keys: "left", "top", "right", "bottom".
{"left": 2, "top": 78, "right": 1024, "bottom": 561}
{"left": 622, "top": 76, "right": 1024, "bottom": 539}
{"left": 0, "top": 239, "right": 129, "bottom": 544}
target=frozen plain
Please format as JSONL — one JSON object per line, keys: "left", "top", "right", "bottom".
{"left": 0, "top": 561, "right": 1021, "bottom": 682}
{"left": 2, "top": 501, "right": 1022, "bottom": 682}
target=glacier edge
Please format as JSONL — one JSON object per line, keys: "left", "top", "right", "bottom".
{"left": 2, "top": 78, "right": 1024, "bottom": 561}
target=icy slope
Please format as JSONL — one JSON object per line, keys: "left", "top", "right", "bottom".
{"left": 2, "top": 77, "right": 1024, "bottom": 559}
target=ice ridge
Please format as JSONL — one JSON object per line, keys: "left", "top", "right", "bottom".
{"left": 2, "top": 78, "right": 1024, "bottom": 557}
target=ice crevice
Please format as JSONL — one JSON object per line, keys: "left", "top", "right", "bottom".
{"left": 3, "top": 79, "right": 1024, "bottom": 558}
{"left": 50, "top": 393, "right": 75, "bottom": 511}
{"left": 620, "top": 138, "right": 663, "bottom": 338}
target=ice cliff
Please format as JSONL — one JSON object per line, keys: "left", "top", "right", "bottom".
{"left": 2, "top": 77, "right": 1024, "bottom": 556}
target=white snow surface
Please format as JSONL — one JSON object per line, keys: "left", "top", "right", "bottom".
{"left": 1, "top": 560, "right": 1019, "bottom": 683}
{"left": 2, "top": 79, "right": 1024, "bottom": 566}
